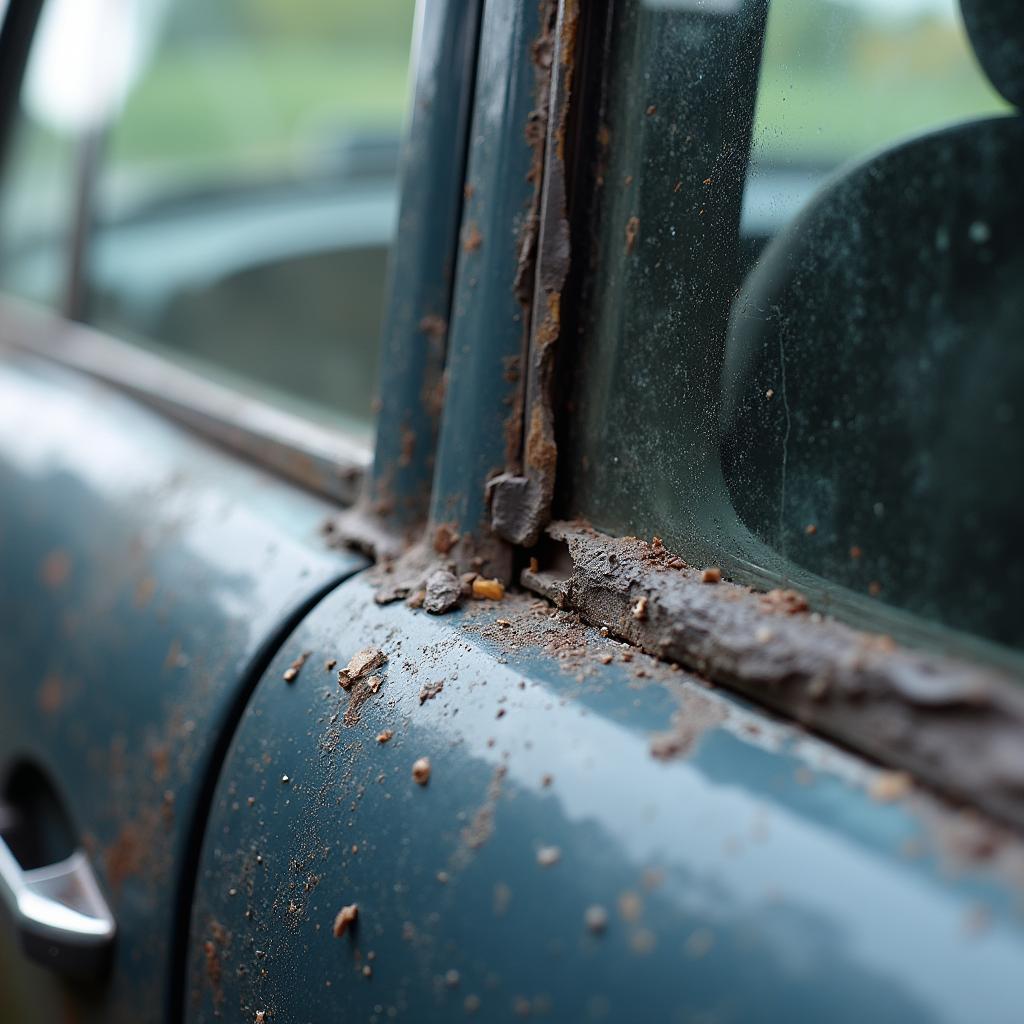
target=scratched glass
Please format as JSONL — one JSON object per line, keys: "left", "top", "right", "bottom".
{"left": 561, "top": 0, "right": 1023, "bottom": 660}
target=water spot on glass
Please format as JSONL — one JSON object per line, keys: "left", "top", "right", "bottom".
{"left": 873, "top": 502, "right": 885, "bottom": 519}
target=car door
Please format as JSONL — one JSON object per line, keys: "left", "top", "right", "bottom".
{"left": 184, "top": 1, "right": 1024, "bottom": 1023}
{"left": 0, "top": 0, "right": 437, "bottom": 1020}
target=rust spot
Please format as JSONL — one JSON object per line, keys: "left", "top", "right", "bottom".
{"left": 462, "top": 221, "right": 483, "bottom": 252}
{"left": 433, "top": 523, "right": 459, "bottom": 554}
{"left": 398, "top": 423, "right": 416, "bottom": 469}
{"left": 332, "top": 903, "right": 358, "bottom": 938}
{"left": 376, "top": 729, "right": 393, "bottom": 744}
{"left": 133, "top": 575, "right": 156, "bottom": 608}
{"left": 624, "top": 216, "right": 639, "bottom": 254}
{"left": 283, "top": 651, "right": 310, "bottom": 683}
{"left": 40, "top": 549, "right": 72, "bottom": 589}
{"left": 419, "top": 680, "right": 444, "bottom": 704}
{"left": 37, "top": 673, "right": 65, "bottom": 715}
{"left": 700, "top": 567, "right": 721, "bottom": 585}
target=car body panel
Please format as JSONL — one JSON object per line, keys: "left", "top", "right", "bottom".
{"left": 0, "top": 344, "right": 366, "bottom": 1021}
{"left": 187, "top": 575, "right": 1024, "bottom": 1023}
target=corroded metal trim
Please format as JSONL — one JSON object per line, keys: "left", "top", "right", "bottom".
{"left": 524, "top": 520, "right": 1024, "bottom": 832}
{"left": 489, "top": 0, "right": 580, "bottom": 548}
{"left": 0, "top": 297, "right": 370, "bottom": 504}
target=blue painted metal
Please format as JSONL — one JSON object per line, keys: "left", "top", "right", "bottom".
{"left": 368, "top": 0, "right": 482, "bottom": 536}
{"left": 427, "top": 0, "right": 547, "bottom": 568}
{"left": 188, "top": 575, "right": 1024, "bottom": 1023}
{"left": 0, "top": 349, "right": 366, "bottom": 1022}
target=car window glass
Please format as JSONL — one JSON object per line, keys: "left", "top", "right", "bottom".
{"left": 561, "top": 0, "right": 1022, "bottom": 661}
{"left": 85, "top": 0, "right": 416, "bottom": 434}
{"left": 1, "top": 0, "right": 415, "bottom": 435}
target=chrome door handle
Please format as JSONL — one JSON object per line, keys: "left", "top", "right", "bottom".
{"left": 0, "top": 827, "right": 116, "bottom": 975}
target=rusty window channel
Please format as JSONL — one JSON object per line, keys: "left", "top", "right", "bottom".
{"left": 504, "top": 0, "right": 1024, "bottom": 827}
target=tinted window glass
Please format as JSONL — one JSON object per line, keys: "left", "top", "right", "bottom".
{"left": 562, "top": 0, "right": 1022, "bottom": 658}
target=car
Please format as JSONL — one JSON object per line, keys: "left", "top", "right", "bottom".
{"left": 1, "top": 0, "right": 1023, "bottom": 1021}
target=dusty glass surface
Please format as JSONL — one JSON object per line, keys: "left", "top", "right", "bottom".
{"left": 562, "top": 0, "right": 1022, "bottom": 656}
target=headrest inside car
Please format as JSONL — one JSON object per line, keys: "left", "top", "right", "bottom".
{"left": 961, "top": 0, "right": 1024, "bottom": 109}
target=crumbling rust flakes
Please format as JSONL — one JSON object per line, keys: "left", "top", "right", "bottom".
{"left": 425, "top": 568, "right": 462, "bottom": 614}
{"left": 419, "top": 680, "right": 444, "bottom": 705}
{"left": 418, "top": 314, "right": 448, "bottom": 347}
{"left": 332, "top": 903, "right": 358, "bottom": 938}
{"left": 433, "top": 523, "right": 459, "bottom": 555}
{"left": 338, "top": 647, "right": 386, "bottom": 689}
{"left": 283, "top": 651, "right": 311, "bottom": 683}
{"left": 540, "top": 520, "right": 1024, "bottom": 832}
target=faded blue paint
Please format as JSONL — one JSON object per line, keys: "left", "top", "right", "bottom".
{"left": 0, "top": 351, "right": 366, "bottom": 1022}
{"left": 369, "top": 0, "right": 483, "bottom": 533}
{"left": 189, "top": 574, "right": 1024, "bottom": 1023}
{"left": 428, "top": 0, "right": 543, "bottom": 541}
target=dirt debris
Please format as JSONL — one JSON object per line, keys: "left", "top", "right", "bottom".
{"left": 434, "top": 523, "right": 459, "bottom": 554}
{"left": 332, "top": 903, "right": 358, "bottom": 938}
{"left": 760, "top": 588, "right": 809, "bottom": 615}
{"left": 325, "top": 659, "right": 337, "bottom": 671}
{"left": 649, "top": 693, "right": 725, "bottom": 761}
{"left": 338, "top": 647, "right": 386, "bottom": 689}
{"left": 376, "top": 730, "right": 393, "bottom": 744}
{"left": 584, "top": 905, "right": 608, "bottom": 934}
{"left": 700, "top": 567, "right": 722, "bottom": 585}
{"left": 283, "top": 651, "right": 310, "bottom": 683}
{"left": 632, "top": 596, "right": 648, "bottom": 620}
{"left": 412, "top": 757, "right": 432, "bottom": 786}
{"left": 472, "top": 577, "right": 506, "bottom": 601}
{"left": 536, "top": 845, "right": 561, "bottom": 867}
{"left": 419, "top": 680, "right": 445, "bottom": 704}
{"left": 870, "top": 771, "right": 913, "bottom": 803}
{"left": 425, "top": 569, "right": 462, "bottom": 614}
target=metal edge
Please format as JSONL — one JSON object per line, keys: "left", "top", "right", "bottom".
{"left": 0, "top": 296, "right": 371, "bottom": 506}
